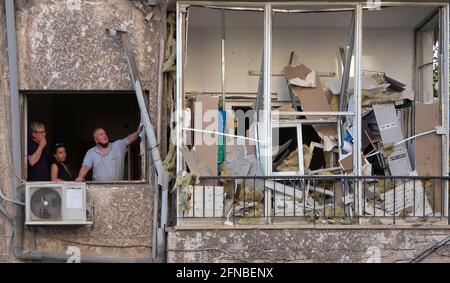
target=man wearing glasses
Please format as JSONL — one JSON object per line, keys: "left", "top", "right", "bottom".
{"left": 27, "top": 121, "right": 51, "bottom": 181}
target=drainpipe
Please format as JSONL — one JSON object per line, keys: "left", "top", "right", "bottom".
{"left": 107, "top": 29, "right": 169, "bottom": 263}
{"left": 5, "top": 0, "right": 26, "bottom": 262}
{"left": 5, "top": 0, "right": 153, "bottom": 263}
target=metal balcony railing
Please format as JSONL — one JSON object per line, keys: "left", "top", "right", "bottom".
{"left": 171, "top": 175, "right": 450, "bottom": 226}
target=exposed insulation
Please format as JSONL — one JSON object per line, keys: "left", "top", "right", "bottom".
{"left": 163, "top": 142, "right": 177, "bottom": 172}
{"left": 163, "top": 13, "right": 176, "bottom": 73}
{"left": 275, "top": 144, "right": 315, "bottom": 172}
{"left": 276, "top": 150, "right": 299, "bottom": 172}
{"left": 362, "top": 91, "right": 413, "bottom": 107}
{"left": 324, "top": 151, "right": 335, "bottom": 168}
{"left": 324, "top": 207, "right": 345, "bottom": 219}
{"left": 329, "top": 94, "right": 340, "bottom": 112}
{"left": 273, "top": 104, "right": 296, "bottom": 120}
{"left": 381, "top": 143, "right": 395, "bottom": 158}
{"left": 175, "top": 172, "right": 200, "bottom": 189}
{"left": 238, "top": 186, "right": 264, "bottom": 203}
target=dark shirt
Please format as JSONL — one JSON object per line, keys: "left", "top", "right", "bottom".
{"left": 27, "top": 140, "right": 51, "bottom": 181}
{"left": 53, "top": 161, "right": 74, "bottom": 181}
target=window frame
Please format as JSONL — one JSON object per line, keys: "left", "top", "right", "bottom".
{"left": 21, "top": 90, "right": 150, "bottom": 185}
{"left": 176, "top": 1, "right": 450, "bottom": 218}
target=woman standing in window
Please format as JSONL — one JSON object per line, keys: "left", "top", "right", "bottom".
{"left": 51, "top": 143, "right": 75, "bottom": 181}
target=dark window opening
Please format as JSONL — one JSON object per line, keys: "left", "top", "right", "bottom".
{"left": 26, "top": 92, "right": 146, "bottom": 182}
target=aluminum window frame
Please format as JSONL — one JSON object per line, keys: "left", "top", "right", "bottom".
{"left": 176, "top": 1, "right": 450, "bottom": 219}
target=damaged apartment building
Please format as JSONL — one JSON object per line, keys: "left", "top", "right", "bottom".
{"left": 1, "top": 0, "right": 450, "bottom": 263}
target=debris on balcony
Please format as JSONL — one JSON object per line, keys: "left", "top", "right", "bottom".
{"left": 177, "top": 54, "right": 445, "bottom": 224}
{"left": 182, "top": 185, "right": 225, "bottom": 218}
{"left": 284, "top": 64, "right": 338, "bottom": 141}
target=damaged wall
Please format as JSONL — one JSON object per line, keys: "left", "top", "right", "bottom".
{"left": 0, "top": 0, "right": 14, "bottom": 263}
{"left": 14, "top": 0, "right": 166, "bottom": 126}
{"left": 0, "top": 0, "right": 167, "bottom": 262}
{"left": 22, "top": 185, "right": 153, "bottom": 260}
{"left": 15, "top": 0, "right": 156, "bottom": 91}
{"left": 168, "top": 228, "right": 450, "bottom": 263}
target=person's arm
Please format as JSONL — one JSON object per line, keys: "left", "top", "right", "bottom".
{"left": 28, "top": 138, "right": 47, "bottom": 166}
{"left": 75, "top": 165, "right": 90, "bottom": 182}
{"left": 76, "top": 152, "right": 93, "bottom": 182}
{"left": 51, "top": 164, "right": 63, "bottom": 182}
{"left": 126, "top": 125, "right": 143, "bottom": 145}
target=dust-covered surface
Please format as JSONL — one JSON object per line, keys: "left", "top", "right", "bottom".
{"left": 168, "top": 229, "right": 450, "bottom": 263}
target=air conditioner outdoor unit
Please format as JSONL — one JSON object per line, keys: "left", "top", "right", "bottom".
{"left": 25, "top": 182, "right": 88, "bottom": 225}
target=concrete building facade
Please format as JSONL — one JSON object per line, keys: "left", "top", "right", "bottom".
{"left": 1, "top": 0, "right": 450, "bottom": 263}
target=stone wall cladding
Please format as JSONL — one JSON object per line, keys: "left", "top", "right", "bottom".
{"left": 168, "top": 229, "right": 450, "bottom": 263}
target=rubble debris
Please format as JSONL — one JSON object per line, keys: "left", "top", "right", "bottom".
{"left": 181, "top": 146, "right": 210, "bottom": 176}
{"left": 273, "top": 149, "right": 292, "bottom": 171}
{"left": 175, "top": 171, "right": 200, "bottom": 190}
{"left": 329, "top": 93, "right": 340, "bottom": 112}
{"left": 289, "top": 70, "right": 317, "bottom": 88}
{"left": 163, "top": 142, "right": 176, "bottom": 172}
{"left": 176, "top": 172, "right": 200, "bottom": 215}
{"left": 164, "top": 14, "right": 176, "bottom": 71}
{"left": 339, "top": 153, "right": 353, "bottom": 172}
{"left": 275, "top": 143, "right": 315, "bottom": 172}
{"left": 238, "top": 185, "right": 264, "bottom": 203}
{"left": 384, "top": 75, "right": 406, "bottom": 92}
{"left": 182, "top": 185, "right": 225, "bottom": 217}
{"left": 220, "top": 158, "right": 252, "bottom": 198}
{"left": 306, "top": 182, "right": 335, "bottom": 197}
{"left": 373, "top": 104, "right": 412, "bottom": 176}
{"left": 272, "top": 139, "right": 293, "bottom": 161}
{"left": 322, "top": 136, "right": 336, "bottom": 152}
{"left": 364, "top": 201, "right": 389, "bottom": 217}
{"left": 265, "top": 180, "right": 302, "bottom": 201}
{"left": 225, "top": 144, "right": 246, "bottom": 162}
{"left": 274, "top": 193, "right": 308, "bottom": 217}
{"left": 362, "top": 90, "right": 413, "bottom": 107}
{"left": 380, "top": 143, "right": 395, "bottom": 158}
{"left": 283, "top": 64, "right": 337, "bottom": 140}
{"left": 361, "top": 162, "right": 372, "bottom": 176}
{"left": 324, "top": 206, "right": 345, "bottom": 219}
{"left": 179, "top": 189, "right": 192, "bottom": 214}
{"left": 304, "top": 144, "right": 314, "bottom": 170}
{"left": 363, "top": 172, "right": 434, "bottom": 217}
{"left": 276, "top": 149, "right": 299, "bottom": 172}
{"left": 226, "top": 182, "right": 265, "bottom": 218}
{"left": 272, "top": 104, "right": 297, "bottom": 120}
{"left": 220, "top": 158, "right": 252, "bottom": 179}
{"left": 190, "top": 95, "right": 219, "bottom": 175}
{"left": 380, "top": 178, "right": 433, "bottom": 217}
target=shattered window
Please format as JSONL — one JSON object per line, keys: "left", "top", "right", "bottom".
{"left": 180, "top": 6, "right": 266, "bottom": 220}
{"left": 271, "top": 6, "right": 354, "bottom": 176}
{"left": 176, "top": 3, "right": 449, "bottom": 224}
{"left": 361, "top": 6, "right": 445, "bottom": 217}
